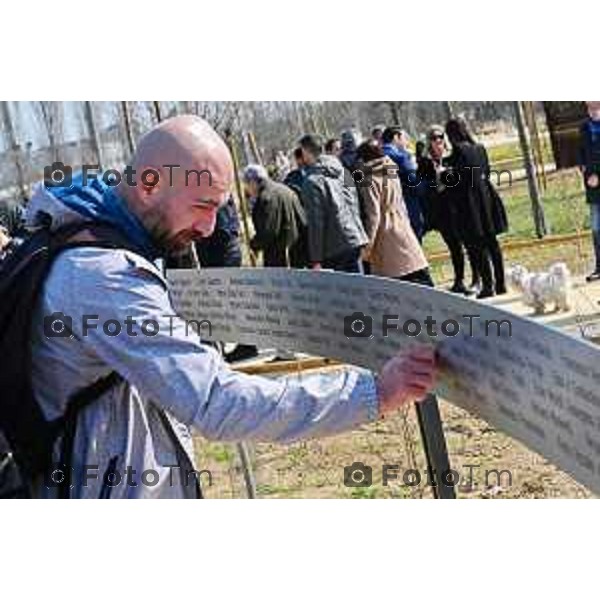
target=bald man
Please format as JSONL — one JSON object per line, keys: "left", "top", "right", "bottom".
{"left": 27, "top": 116, "right": 436, "bottom": 499}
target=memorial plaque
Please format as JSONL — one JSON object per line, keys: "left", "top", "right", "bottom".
{"left": 168, "top": 268, "right": 600, "bottom": 495}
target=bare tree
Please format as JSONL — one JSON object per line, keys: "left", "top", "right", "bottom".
{"left": 35, "top": 101, "right": 65, "bottom": 163}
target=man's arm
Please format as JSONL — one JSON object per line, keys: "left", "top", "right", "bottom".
{"left": 48, "top": 249, "right": 435, "bottom": 443}
{"left": 301, "top": 179, "right": 326, "bottom": 267}
{"left": 359, "top": 178, "right": 381, "bottom": 249}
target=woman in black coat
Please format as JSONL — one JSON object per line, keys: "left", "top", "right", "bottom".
{"left": 418, "top": 126, "right": 480, "bottom": 294}
{"left": 444, "top": 118, "right": 508, "bottom": 299}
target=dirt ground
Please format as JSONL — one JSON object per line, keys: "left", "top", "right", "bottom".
{"left": 195, "top": 391, "right": 593, "bottom": 499}
{"left": 194, "top": 236, "right": 598, "bottom": 499}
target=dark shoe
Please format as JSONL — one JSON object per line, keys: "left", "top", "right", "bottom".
{"left": 586, "top": 271, "right": 600, "bottom": 283}
{"left": 477, "top": 288, "right": 495, "bottom": 300}
{"left": 449, "top": 281, "right": 469, "bottom": 294}
{"left": 495, "top": 284, "right": 507, "bottom": 295}
{"left": 224, "top": 344, "right": 259, "bottom": 364}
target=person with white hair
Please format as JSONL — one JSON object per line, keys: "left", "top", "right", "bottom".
{"left": 242, "top": 163, "right": 306, "bottom": 267}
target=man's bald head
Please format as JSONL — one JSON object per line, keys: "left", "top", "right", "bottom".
{"left": 121, "top": 115, "right": 235, "bottom": 252}
{"left": 133, "top": 115, "right": 234, "bottom": 188}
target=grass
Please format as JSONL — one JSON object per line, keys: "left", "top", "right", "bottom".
{"left": 422, "top": 168, "right": 588, "bottom": 258}
{"left": 193, "top": 165, "right": 596, "bottom": 500}
{"left": 486, "top": 135, "right": 554, "bottom": 168}
{"left": 424, "top": 167, "right": 592, "bottom": 284}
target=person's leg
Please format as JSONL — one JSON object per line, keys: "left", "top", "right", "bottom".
{"left": 396, "top": 268, "right": 434, "bottom": 287}
{"left": 587, "top": 203, "right": 600, "bottom": 281}
{"left": 404, "top": 194, "right": 425, "bottom": 243}
{"left": 464, "top": 242, "right": 481, "bottom": 289}
{"left": 440, "top": 228, "right": 466, "bottom": 292}
{"left": 486, "top": 235, "right": 506, "bottom": 294}
{"left": 467, "top": 238, "right": 494, "bottom": 298}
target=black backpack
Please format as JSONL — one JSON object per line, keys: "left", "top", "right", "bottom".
{"left": 0, "top": 221, "right": 135, "bottom": 498}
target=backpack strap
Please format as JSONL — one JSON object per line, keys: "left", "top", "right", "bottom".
{"left": 156, "top": 411, "right": 203, "bottom": 499}
{"left": 45, "top": 223, "right": 201, "bottom": 499}
{"left": 56, "top": 371, "right": 122, "bottom": 499}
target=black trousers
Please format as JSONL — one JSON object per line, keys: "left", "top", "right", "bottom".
{"left": 322, "top": 247, "right": 363, "bottom": 273}
{"left": 465, "top": 234, "right": 505, "bottom": 293}
{"left": 396, "top": 267, "right": 435, "bottom": 287}
{"left": 439, "top": 228, "right": 480, "bottom": 285}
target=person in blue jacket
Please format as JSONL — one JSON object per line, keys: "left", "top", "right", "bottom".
{"left": 580, "top": 101, "right": 600, "bottom": 282}
{"left": 381, "top": 127, "right": 425, "bottom": 242}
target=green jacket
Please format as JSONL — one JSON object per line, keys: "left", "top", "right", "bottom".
{"left": 251, "top": 180, "right": 306, "bottom": 267}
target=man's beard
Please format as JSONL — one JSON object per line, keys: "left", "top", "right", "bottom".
{"left": 146, "top": 223, "right": 194, "bottom": 254}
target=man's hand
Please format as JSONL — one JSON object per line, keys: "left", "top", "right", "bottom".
{"left": 376, "top": 345, "right": 437, "bottom": 416}
{"left": 587, "top": 173, "right": 599, "bottom": 189}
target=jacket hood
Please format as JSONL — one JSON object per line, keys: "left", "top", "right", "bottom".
{"left": 26, "top": 173, "right": 159, "bottom": 259}
{"left": 362, "top": 156, "right": 397, "bottom": 176}
{"left": 306, "top": 154, "right": 345, "bottom": 179}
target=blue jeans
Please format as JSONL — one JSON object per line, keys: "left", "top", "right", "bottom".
{"left": 591, "top": 203, "right": 600, "bottom": 271}
{"left": 403, "top": 193, "right": 425, "bottom": 243}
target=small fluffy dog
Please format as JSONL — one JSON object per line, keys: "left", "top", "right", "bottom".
{"left": 506, "top": 262, "right": 571, "bottom": 314}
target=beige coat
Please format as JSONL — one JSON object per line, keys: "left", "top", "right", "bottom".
{"left": 360, "top": 157, "right": 428, "bottom": 277}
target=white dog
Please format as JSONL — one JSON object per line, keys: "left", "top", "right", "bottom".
{"left": 507, "top": 262, "right": 571, "bottom": 314}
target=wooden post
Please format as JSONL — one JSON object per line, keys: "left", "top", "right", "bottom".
{"left": 415, "top": 394, "right": 456, "bottom": 499}
{"left": 247, "top": 131, "right": 264, "bottom": 165}
{"left": 153, "top": 101, "right": 162, "bottom": 123}
{"left": 236, "top": 442, "right": 257, "bottom": 499}
{"left": 226, "top": 131, "right": 257, "bottom": 267}
{"left": 524, "top": 101, "right": 548, "bottom": 191}
{"left": 0, "top": 102, "right": 28, "bottom": 200}
{"left": 514, "top": 101, "right": 547, "bottom": 238}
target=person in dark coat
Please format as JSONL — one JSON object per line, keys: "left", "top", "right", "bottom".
{"left": 299, "top": 134, "right": 368, "bottom": 273}
{"left": 418, "top": 126, "right": 480, "bottom": 294}
{"left": 0, "top": 196, "right": 25, "bottom": 237}
{"left": 195, "top": 194, "right": 242, "bottom": 267}
{"left": 283, "top": 147, "right": 306, "bottom": 197}
{"left": 339, "top": 129, "right": 362, "bottom": 172}
{"left": 283, "top": 148, "right": 310, "bottom": 268}
{"left": 444, "top": 118, "right": 508, "bottom": 299}
{"left": 194, "top": 194, "right": 259, "bottom": 363}
{"left": 579, "top": 101, "right": 600, "bottom": 282}
{"left": 243, "top": 164, "right": 306, "bottom": 267}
